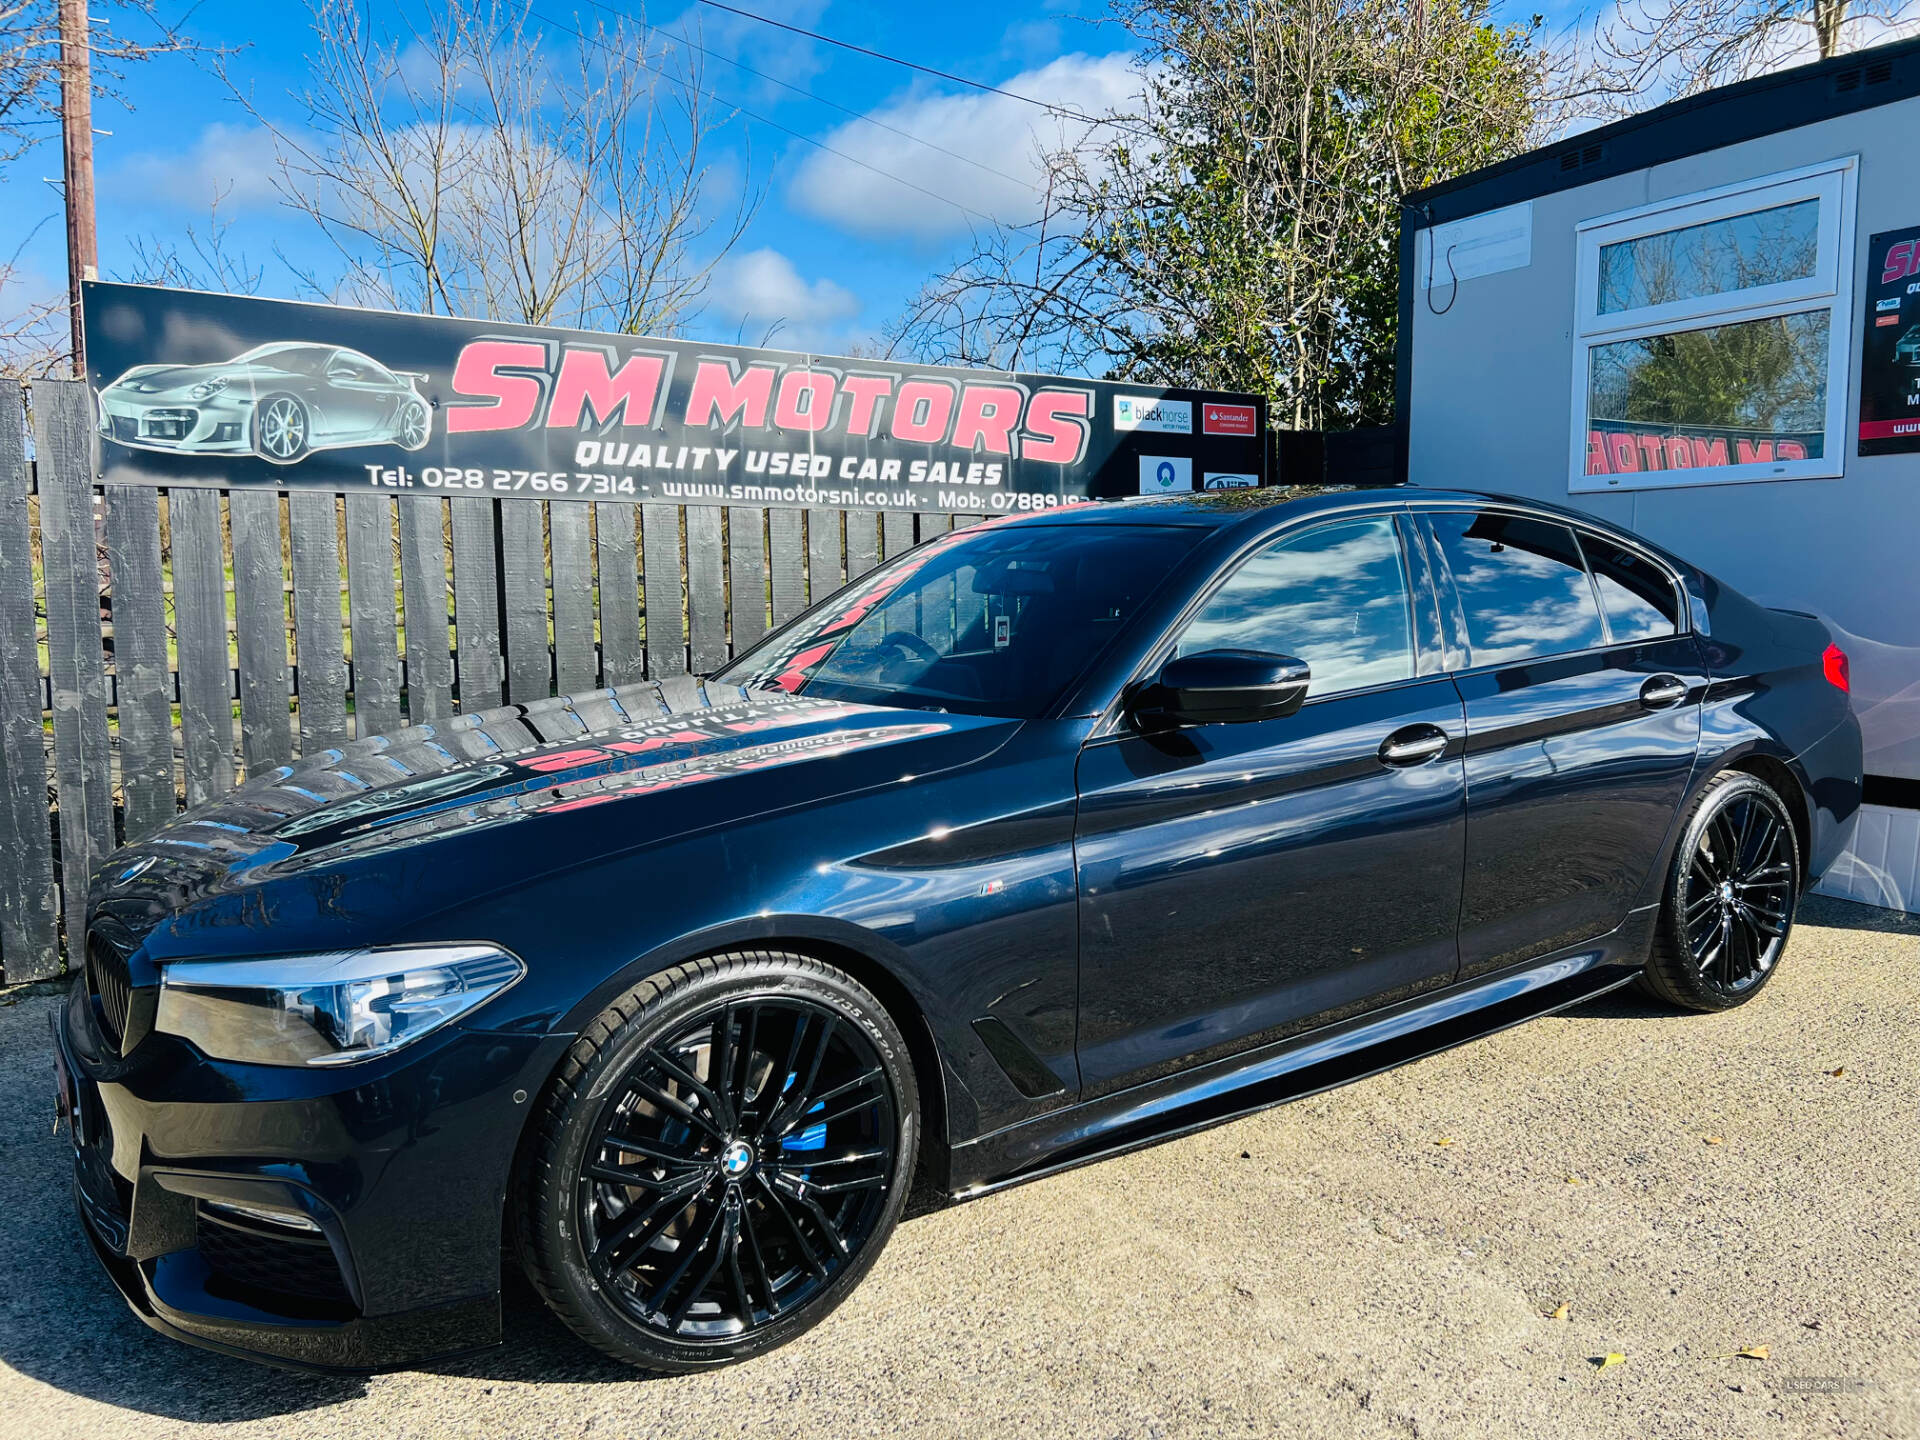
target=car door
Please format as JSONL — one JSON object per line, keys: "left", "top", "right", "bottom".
{"left": 319, "top": 351, "right": 395, "bottom": 442}
{"left": 1074, "top": 511, "right": 1467, "bottom": 1097}
{"left": 1419, "top": 507, "right": 1705, "bottom": 981}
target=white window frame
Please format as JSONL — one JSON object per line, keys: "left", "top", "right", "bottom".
{"left": 1569, "top": 156, "right": 1858, "bottom": 494}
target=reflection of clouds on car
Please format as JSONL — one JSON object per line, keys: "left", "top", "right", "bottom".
{"left": 1432, "top": 512, "right": 1608, "bottom": 668}
{"left": 96, "top": 341, "right": 432, "bottom": 465}
{"left": 1176, "top": 518, "right": 1415, "bottom": 696}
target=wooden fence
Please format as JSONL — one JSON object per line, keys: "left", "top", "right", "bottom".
{"left": 0, "top": 378, "right": 963, "bottom": 984}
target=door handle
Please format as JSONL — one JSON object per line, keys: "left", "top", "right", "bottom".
{"left": 1379, "top": 725, "right": 1449, "bottom": 767}
{"left": 1639, "top": 674, "right": 1689, "bottom": 709}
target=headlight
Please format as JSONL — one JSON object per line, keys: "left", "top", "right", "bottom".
{"left": 189, "top": 377, "right": 230, "bottom": 400}
{"left": 155, "top": 945, "right": 524, "bottom": 1067}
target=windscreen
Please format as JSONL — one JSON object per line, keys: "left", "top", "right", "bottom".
{"left": 716, "top": 519, "right": 1201, "bottom": 719}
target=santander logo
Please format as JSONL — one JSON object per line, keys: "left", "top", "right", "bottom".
{"left": 1202, "top": 403, "right": 1256, "bottom": 436}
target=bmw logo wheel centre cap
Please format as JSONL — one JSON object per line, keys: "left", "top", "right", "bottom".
{"left": 719, "top": 1139, "right": 755, "bottom": 1181}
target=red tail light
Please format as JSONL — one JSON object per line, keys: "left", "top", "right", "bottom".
{"left": 1822, "top": 643, "right": 1850, "bottom": 693}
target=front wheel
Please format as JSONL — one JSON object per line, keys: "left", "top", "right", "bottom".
{"left": 253, "top": 393, "right": 310, "bottom": 464}
{"left": 1642, "top": 771, "right": 1801, "bottom": 1011}
{"left": 515, "top": 951, "right": 918, "bottom": 1372}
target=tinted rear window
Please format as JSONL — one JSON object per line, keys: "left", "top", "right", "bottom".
{"left": 1577, "top": 532, "right": 1680, "bottom": 644}
{"left": 1430, "top": 511, "right": 1606, "bottom": 666}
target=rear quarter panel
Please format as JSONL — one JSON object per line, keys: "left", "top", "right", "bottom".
{"left": 1689, "top": 570, "right": 1863, "bottom": 882}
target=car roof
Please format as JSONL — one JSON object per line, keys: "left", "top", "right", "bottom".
{"left": 1006, "top": 484, "right": 1668, "bottom": 544}
{"left": 241, "top": 342, "right": 331, "bottom": 356}
{"left": 995, "top": 485, "right": 1360, "bottom": 530}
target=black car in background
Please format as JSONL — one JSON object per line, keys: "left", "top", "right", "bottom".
{"left": 57, "top": 487, "right": 1861, "bottom": 1374}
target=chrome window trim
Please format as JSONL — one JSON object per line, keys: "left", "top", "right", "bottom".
{"left": 1406, "top": 500, "right": 1692, "bottom": 678}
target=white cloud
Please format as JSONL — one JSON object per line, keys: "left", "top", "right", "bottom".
{"left": 112, "top": 122, "right": 286, "bottom": 213}
{"left": 786, "top": 52, "right": 1141, "bottom": 242}
{"left": 665, "top": 0, "right": 833, "bottom": 99}
{"left": 705, "top": 247, "right": 861, "bottom": 351}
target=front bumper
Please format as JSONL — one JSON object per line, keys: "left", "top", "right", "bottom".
{"left": 57, "top": 976, "right": 567, "bottom": 1373}
{"left": 96, "top": 391, "right": 255, "bottom": 455}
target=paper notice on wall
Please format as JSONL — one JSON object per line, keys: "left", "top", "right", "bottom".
{"left": 1419, "top": 202, "right": 1533, "bottom": 290}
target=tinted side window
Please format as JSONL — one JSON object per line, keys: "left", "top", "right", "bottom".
{"left": 1430, "top": 512, "right": 1606, "bottom": 667}
{"left": 1174, "top": 516, "right": 1414, "bottom": 698}
{"left": 1577, "top": 532, "right": 1680, "bottom": 643}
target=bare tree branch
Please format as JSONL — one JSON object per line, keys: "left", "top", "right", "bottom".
{"left": 219, "top": 0, "right": 758, "bottom": 333}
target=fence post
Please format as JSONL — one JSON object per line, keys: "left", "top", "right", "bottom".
{"left": 0, "top": 386, "right": 60, "bottom": 980}
{"left": 32, "top": 379, "right": 114, "bottom": 969}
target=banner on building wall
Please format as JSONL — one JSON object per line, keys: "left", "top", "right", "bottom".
{"left": 1859, "top": 226, "right": 1920, "bottom": 456}
{"left": 81, "top": 283, "right": 1265, "bottom": 513}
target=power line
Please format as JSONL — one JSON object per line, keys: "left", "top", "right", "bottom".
{"left": 695, "top": 0, "right": 1112, "bottom": 125}
{"left": 523, "top": 4, "right": 1011, "bottom": 228}
{"left": 572, "top": 0, "right": 1041, "bottom": 193}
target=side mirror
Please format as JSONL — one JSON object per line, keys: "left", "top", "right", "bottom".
{"left": 1130, "top": 648, "right": 1311, "bottom": 727}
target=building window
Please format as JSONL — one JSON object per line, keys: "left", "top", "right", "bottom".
{"left": 1571, "top": 158, "right": 1857, "bottom": 493}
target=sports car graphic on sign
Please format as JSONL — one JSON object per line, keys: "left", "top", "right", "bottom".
{"left": 95, "top": 342, "right": 432, "bottom": 464}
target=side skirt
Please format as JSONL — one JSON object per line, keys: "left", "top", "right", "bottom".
{"left": 945, "top": 906, "right": 1656, "bottom": 1197}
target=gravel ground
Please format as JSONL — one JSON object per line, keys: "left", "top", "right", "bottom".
{"left": 1, "top": 894, "right": 1915, "bottom": 1440}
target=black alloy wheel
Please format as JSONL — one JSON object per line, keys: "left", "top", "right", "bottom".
{"left": 1643, "top": 771, "right": 1802, "bottom": 1011}
{"left": 517, "top": 952, "right": 917, "bottom": 1371}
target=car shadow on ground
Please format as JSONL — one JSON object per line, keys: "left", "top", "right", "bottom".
{"left": 428, "top": 1166, "right": 962, "bottom": 1386}
{"left": 1799, "top": 892, "right": 1920, "bottom": 935}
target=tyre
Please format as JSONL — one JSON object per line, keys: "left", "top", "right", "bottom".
{"left": 253, "top": 393, "right": 310, "bottom": 464}
{"left": 1642, "top": 770, "right": 1801, "bottom": 1012}
{"left": 515, "top": 951, "right": 919, "bottom": 1372}
{"left": 396, "top": 398, "right": 430, "bottom": 451}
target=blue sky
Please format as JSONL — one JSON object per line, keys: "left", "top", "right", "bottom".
{"left": 2, "top": 0, "right": 1595, "bottom": 361}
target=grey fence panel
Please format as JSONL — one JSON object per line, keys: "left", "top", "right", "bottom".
{"left": 289, "top": 492, "right": 348, "bottom": 753}
{"left": 882, "top": 510, "right": 914, "bottom": 560}
{"left": 0, "top": 470, "right": 976, "bottom": 980}
{"left": 596, "top": 504, "right": 643, "bottom": 688}
{"left": 548, "top": 501, "right": 597, "bottom": 695}
{"left": 640, "top": 504, "right": 685, "bottom": 678}
{"left": 448, "top": 497, "right": 504, "bottom": 711}
{"left": 33, "top": 382, "right": 115, "bottom": 957}
{"left": 808, "top": 509, "right": 841, "bottom": 605}
{"left": 169, "top": 487, "right": 235, "bottom": 809}
{"left": 728, "top": 507, "right": 768, "bottom": 652}
{"left": 399, "top": 499, "right": 454, "bottom": 725}
{"left": 846, "top": 509, "right": 881, "bottom": 580}
{"left": 344, "top": 494, "right": 403, "bottom": 738}
{"left": 686, "top": 506, "right": 726, "bottom": 676}
{"left": 768, "top": 508, "right": 806, "bottom": 625}
{"left": 500, "top": 502, "right": 549, "bottom": 703}
{"left": 0, "top": 390, "right": 58, "bottom": 977}
{"left": 229, "top": 489, "right": 293, "bottom": 774}
{"left": 102, "top": 486, "right": 175, "bottom": 840}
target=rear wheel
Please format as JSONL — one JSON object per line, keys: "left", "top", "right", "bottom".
{"left": 516, "top": 951, "right": 917, "bottom": 1371}
{"left": 1642, "top": 771, "right": 1801, "bottom": 1011}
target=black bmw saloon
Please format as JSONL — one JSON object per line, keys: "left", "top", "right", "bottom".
{"left": 57, "top": 486, "right": 1861, "bottom": 1374}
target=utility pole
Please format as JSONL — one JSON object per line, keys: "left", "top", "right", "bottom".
{"left": 59, "top": 0, "right": 97, "bottom": 378}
